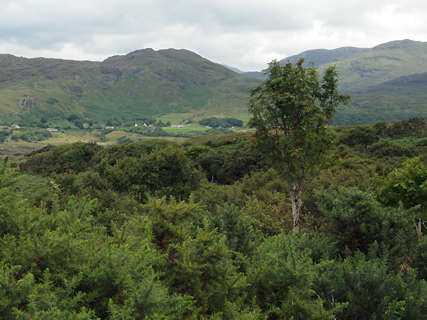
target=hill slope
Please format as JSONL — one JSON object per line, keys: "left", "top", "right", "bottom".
{"left": 0, "top": 49, "right": 260, "bottom": 123}
{"left": 318, "top": 39, "right": 427, "bottom": 92}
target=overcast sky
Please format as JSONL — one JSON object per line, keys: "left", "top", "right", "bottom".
{"left": 1, "top": 0, "right": 426, "bottom": 71}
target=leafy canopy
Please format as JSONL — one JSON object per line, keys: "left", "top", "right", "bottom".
{"left": 247, "top": 58, "right": 350, "bottom": 187}
{"left": 375, "top": 157, "right": 427, "bottom": 210}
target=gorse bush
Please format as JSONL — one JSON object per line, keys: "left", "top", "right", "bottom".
{"left": 316, "top": 187, "right": 416, "bottom": 263}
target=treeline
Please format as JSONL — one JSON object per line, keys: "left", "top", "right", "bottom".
{"left": 3, "top": 119, "right": 427, "bottom": 318}
{"left": 0, "top": 127, "right": 52, "bottom": 143}
{"left": 198, "top": 117, "right": 243, "bottom": 128}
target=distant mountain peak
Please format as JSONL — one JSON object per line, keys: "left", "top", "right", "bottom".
{"left": 278, "top": 46, "right": 366, "bottom": 67}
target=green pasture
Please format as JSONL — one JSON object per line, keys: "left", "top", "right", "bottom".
{"left": 161, "top": 126, "right": 208, "bottom": 134}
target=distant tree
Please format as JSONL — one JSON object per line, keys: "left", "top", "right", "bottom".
{"left": 198, "top": 117, "right": 243, "bottom": 128}
{"left": 67, "top": 114, "right": 80, "bottom": 122}
{"left": 225, "top": 117, "right": 244, "bottom": 127}
{"left": 248, "top": 58, "right": 350, "bottom": 232}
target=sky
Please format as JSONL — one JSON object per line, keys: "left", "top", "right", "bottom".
{"left": 1, "top": 0, "right": 426, "bottom": 72}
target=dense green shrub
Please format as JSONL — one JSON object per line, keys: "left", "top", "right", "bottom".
{"left": 0, "top": 160, "right": 193, "bottom": 319}
{"left": 315, "top": 187, "right": 416, "bottom": 262}
{"left": 314, "top": 252, "right": 427, "bottom": 319}
{"left": 340, "top": 125, "right": 379, "bottom": 147}
{"left": 93, "top": 144, "right": 200, "bottom": 202}
{"left": 20, "top": 142, "right": 102, "bottom": 174}
{"left": 368, "top": 139, "right": 416, "bottom": 158}
{"left": 246, "top": 234, "right": 337, "bottom": 319}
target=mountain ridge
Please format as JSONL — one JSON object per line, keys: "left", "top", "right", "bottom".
{"left": 1, "top": 39, "right": 427, "bottom": 127}
{"left": 0, "top": 48, "right": 260, "bottom": 123}
{"left": 242, "top": 46, "right": 366, "bottom": 78}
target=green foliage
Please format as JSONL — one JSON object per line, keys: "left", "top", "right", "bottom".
{"left": 0, "top": 128, "right": 11, "bottom": 142}
{"left": 199, "top": 117, "right": 243, "bottom": 128}
{"left": 368, "top": 139, "right": 416, "bottom": 158}
{"left": 0, "top": 158, "right": 26, "bottom": 236}
{"left": 10, "top": 128, "right": 52, "bottom": 142}
{"left": 142, "top": 196, "right": 204, "bottom": 251}
{"left": 375, "top": 157, "right": 427, "bottom": 210}
{"left": 116, "top": 136, "right": 133, "bottom": 144}
{"left": 340, "top": 125, "right": 379, "bottom": 147}
{"left": 248, "top": 58, "right": 350, "bottom": 231}
{"left": 94, "top": 143, "right": 200, "bottom": 202}
{"left": 314, "top": 252, "right": 427, "bottom": 320}
{"left": 246, "top": 234, "right": 336, "bottom": 319}
{"left": 166, "top": 226, "right": 245, "bottom": 316}
{"left": 195, "top": 145, "right": 268, "bottom": 184}
{"left": 184, "top": 145, "right": 211, "bottom": 164}
{"left": 316, "top": 187, "right": 416, "bottom": 262}
{"left": 248, "top": 60, "right": 348, "bottom": 184}
{"left": 90, "top": 139, "right": 173, "bottom": 164}
{"left": 9, "top": 115, "right": 427, "bottom": 319}
{"left": 67, "top": 114, "right": 94, "bottom": 129}
{"left": 374, "top": 157, "right": 427, "bottom": 237}
{"left": 411, "top": 235, "right": 427, "bottom": 281}
{"left": 20, "top": 142, "right": 103, "bottom": 175}
{"left": 0, "top": 163, "right": 193, "bottom": 319}
{"left": 248, "top": 58, "right": 349, "bottom": 186}
{"left": 384, "top": 118, "right": 427, "bottom": 138}
{"left": 208, "top": 204, "right": 256, "bottom": 258}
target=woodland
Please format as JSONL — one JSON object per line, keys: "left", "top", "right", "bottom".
{"left": 2, "top": 116, "right": 427, "bottom": 319}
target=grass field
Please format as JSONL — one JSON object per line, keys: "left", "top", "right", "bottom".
{"left": 162, "top": 126, "right": 208, "bottom": 134}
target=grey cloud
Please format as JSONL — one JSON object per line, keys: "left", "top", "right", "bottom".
{"left": 0, "top": 0, "right": 426, "bottom": 71}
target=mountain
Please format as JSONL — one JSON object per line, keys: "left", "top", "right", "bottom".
{"left": 319, "top": 40, "right": 427, "bottom": 126}
{"left": 2, "top": 39, "right": 427, "bottom": 128}
{"left": 242, "top": 46, "right": 366, "bottom": 79}
{"left": 0, "top": 49, "right": 260, "bottom": 123}
{"left": 223, "top": 65, "right": 243, "bottom": 73}
{"left": 280, "top": 47, "right": 366, "bottom": 67}
{"left": 243, "top": 39, "right": 427, "bottom": 93}
{"left": 319, "top": 39, "right": 427, "bottom": 93}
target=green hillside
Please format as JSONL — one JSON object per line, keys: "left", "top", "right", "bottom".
{"left": 319, "top": 39, "right": 427, "bottom": 92}
{"left": 0, "top": 49, "right": 260, "bottom": 124}
{"left": 359, "top": 72, "right": 427, "bottom": 95}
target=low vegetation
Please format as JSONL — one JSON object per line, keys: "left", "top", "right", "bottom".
{"left": 1, "top": 116, "right": 427, "bottom": 319}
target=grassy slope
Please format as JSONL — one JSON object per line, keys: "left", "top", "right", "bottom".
{"left": 319, "top": 39, "right": 427, "bottom": 93}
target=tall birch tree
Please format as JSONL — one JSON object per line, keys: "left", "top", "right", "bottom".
{"left": 248, "top": 58, "right": 350, "bottom": 232}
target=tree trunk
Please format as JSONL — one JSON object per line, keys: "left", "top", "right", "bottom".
{"left": 290, "top": 187, "right": 303, "bottom": 233}
{"left": 417, "top": 211, "right": 422, "bottom": 240}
